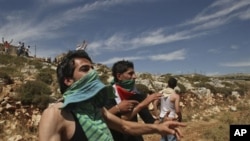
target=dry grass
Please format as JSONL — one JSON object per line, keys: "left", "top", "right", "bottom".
{"left": 143, "top": 91, "right": 250, "bottom": 141}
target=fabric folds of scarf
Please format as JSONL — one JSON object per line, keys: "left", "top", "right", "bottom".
{"left": 159, "top": 87, "right": 175, "bottom": 98}
{"left": 61, "top": 70, "right": 114, "bottom": 141}
{"left": 61, "top": 70, "right": 105, "bottom": 108}
{"left": 116, "top": 79, "right": 135, "bottom": 91}
{"left": 73, "top": 102, "right": 113, "bottom": 141}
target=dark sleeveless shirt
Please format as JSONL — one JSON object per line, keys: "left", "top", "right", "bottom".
{"left": 105, "top": 93, "right": 155, "bottom": 141}
{"left": 70, "top": 112, "right": 88, "bottom": 141}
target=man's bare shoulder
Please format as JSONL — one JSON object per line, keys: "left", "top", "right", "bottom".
{"left": 49, "top": 102, "right": 63, "bottom": 108}
{"left": 174, "top": 93, "right": 180, "bottom": 98}
{"left": 42, "top": 102, "right": 73, "bottom": 121}
{"left": 41, "top": 102, "right": 63, "bottom": 118}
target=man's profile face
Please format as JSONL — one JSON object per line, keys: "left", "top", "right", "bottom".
{"left": 117, "top": 68, "right": 136, "bottom": 81}
{"left": 72, "top": 58, "right": 93, "bottom": 81}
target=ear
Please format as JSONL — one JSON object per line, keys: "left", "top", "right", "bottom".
{"left": 116, "top": 73, "right": 122, "bottom": 81}
{"left": 64, "top": 78, "right": 74, "bottom": 86}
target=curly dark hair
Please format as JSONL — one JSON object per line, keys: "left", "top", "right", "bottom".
{"left": 56, "top": 50, "right": 92, "bottom": 94}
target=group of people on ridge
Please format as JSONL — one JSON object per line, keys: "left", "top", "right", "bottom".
{"left": 16, "top": 41, "right": 30, "bottom": 57}
{"left": 38, "top": 48, "right": 184, "bottom": 141}
{"left": 1, "top": 37, "right": 30, "bottom": 57}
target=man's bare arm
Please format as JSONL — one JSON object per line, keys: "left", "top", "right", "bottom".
{"left": 122, "top": 93, "right": 161, "bottom": 120}
{"left": 9, "top": 39, "right": 13, "bottom": 44}
{"left": 108, "top": 100, "right": 139, "bottom": 115}
{"left": 175, "top": 95, "right": 182, "bottom": 122}
{"left": 39, "top": 105, "right": 61, "bottom": 141}
{"left": 102, "top": 107, "right": 186, "bottom": 136}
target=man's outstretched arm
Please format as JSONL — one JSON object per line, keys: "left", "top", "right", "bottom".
{"left": 102, "top": 107, "right": 186, "bottom": 137}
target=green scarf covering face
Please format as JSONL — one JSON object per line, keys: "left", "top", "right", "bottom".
{"left": 116, "top": 79, "right": 135, "bottom": 91}
{"left": 62, "top": 70, "right": 115, "bottom": 141}
{"left": 61, "top": 70, "right": 115, "bottom": 108}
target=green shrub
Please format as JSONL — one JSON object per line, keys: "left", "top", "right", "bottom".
{"left": 235, "top": 82, "right": 249, "bottom": 95}
{"left": 186, "top": 74, "right": 209, "bottom": 84}
{"left": 28, "top": 59, "right": 43, "bottom": 69}
{"left": 0, "top": 54, "right": 27, "bottom": 66}
{"left": 99, "top": 74, "right": 109, "bottom": 85}
{"left": 234, "top": 88, "right": 245, "bottom": 96}
{"left": 0, "top": 71, "right": 13, "bottom": 84}
{"left": 221, "top": 81, "right": 234, "bottom": 88}
{"left": 0, "top": 67, "right": 18, "bottom": 77}
{"left": 32, "top": 94, "right": 52, "bottom": 110}
{"left": 16, "top": 80, "right": 52, "bottom": 109}
{"left": 159, "top": 74, "right": 172, "bottom": 83}
{"left": 139, "top": 73, "right": 153, "bottom": 80}
{"left": 36, "top": 72, "right": 53, "bottom": 85}
{"left": 40, "top": 68, "right": 55, "bottom": 74}
{"left": 177, "top": 83, "right": 186, "bottom": 94}
{"left": 204, "top": 83, "right": 216, "bottom": 94}
{"left": 215, "top": 87, "right": 232, "bottom": 97}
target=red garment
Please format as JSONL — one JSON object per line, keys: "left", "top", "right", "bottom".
{"left": 115, "top": 85, "right": 135, "bottom": 100}
{"left": 4, "top": 42, "right": 10, "bottom": 48}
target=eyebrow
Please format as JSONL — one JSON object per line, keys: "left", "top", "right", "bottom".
{"left": 78, "top": 64, "right": 93, "bottom": 69}
{"left": 127, "top": 71, "right": 135, "bottom": 74}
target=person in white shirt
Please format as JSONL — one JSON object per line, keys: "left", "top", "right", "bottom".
{"left": 159, "top": 77, "right": 182, "bottom": 141}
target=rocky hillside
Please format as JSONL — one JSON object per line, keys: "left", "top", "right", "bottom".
{"left": 0, "top": 54, "right": 250, "bottom": 141}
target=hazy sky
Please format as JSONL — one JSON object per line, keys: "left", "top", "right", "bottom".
{"left": 1, "top": 0, "right": 250, "bottom": 75}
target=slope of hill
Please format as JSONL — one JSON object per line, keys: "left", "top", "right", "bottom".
{"left": 0, "top": 54, "right": 250, "bottom": 141}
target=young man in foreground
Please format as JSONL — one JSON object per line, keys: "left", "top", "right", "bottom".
{"left": 38, "top": 50, "right": 186, "bottom": 141}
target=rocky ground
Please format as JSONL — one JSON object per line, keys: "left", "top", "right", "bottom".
{"left": 1, "top": 84, "right": 250, "bottom": 141}
{"left": 1, "top": 54, "right": 250, "bottom": 141}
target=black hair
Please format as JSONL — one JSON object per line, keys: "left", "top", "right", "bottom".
{"left": 56, "top": 50, "right": 92, "bottom": 94}
{"left": 111, "top": 60, "right": 134, "bottom": 82}
{"left": 168, "top": 77, "right": 177, "bottom": 89}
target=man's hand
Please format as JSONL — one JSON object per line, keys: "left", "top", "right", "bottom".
{"left": 159, "top": 121, "right": 186, "bottom": 140}
{"left": 163, "top": 111, "right": 178, "bottom": 122}
{"left": 117, "top": 100, "right": 139, "bottom": 113}
{"left": 140, "top": 93, "right": 162, "bottom": 108}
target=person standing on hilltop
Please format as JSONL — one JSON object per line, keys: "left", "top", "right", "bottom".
{"left": 2, "top": 37, "right": 13, "bottom": 54}
{"left": 38, "top": 50, "right": 186, "bottom": 141}
{"left": 105, "top": 60, "right": 164, "bottom": 141}
{"left": 17, "top": 41, "right": 22, "bottom": 56}
{"left": 25, "top": 45, "right": 31, "bottom": 57}
{"left": 76, "top": 40, "right": 88, "bottom": 50}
